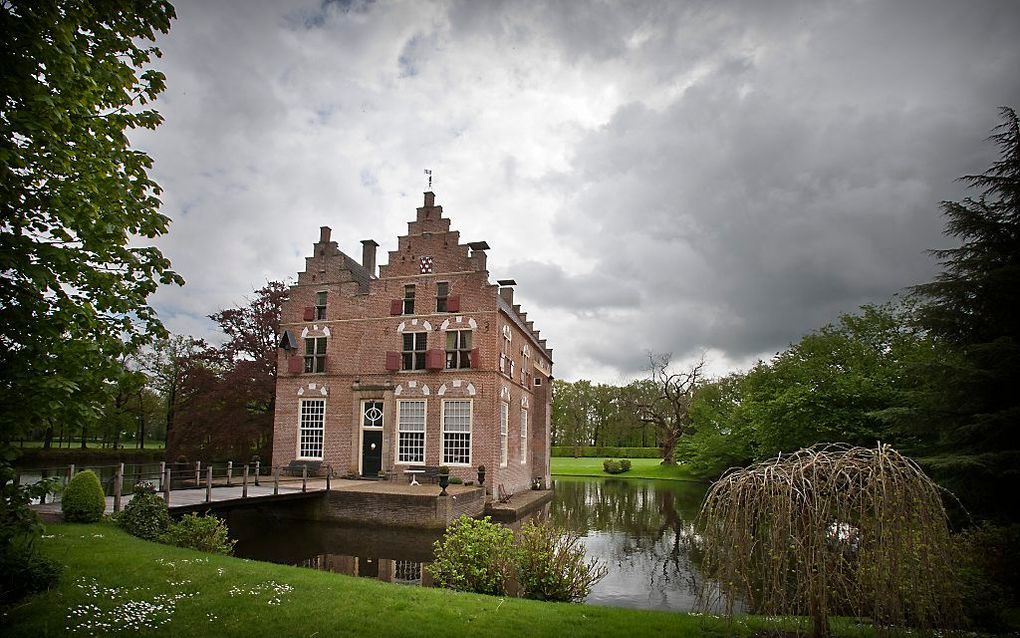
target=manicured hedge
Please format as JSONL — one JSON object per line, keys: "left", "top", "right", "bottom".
{"left": 551, "top": 446, "right": 662, "bottom": 459}
{"left": 602, "top": 459, "right": 632, "bottom": 474}
{"left": 61, "top": 470, "right": 106, "bottom": 523}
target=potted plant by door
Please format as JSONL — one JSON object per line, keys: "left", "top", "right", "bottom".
{"left": 438, "top": 466, "right": 450, "bottom": 495}
{"left": 476, "top": 464, "right": 486, "bottom": 486}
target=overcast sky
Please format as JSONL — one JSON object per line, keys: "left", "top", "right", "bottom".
{"left": 136, "top": 0, "right": 1020, "bottom": 383}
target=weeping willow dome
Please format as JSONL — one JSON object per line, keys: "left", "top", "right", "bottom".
{"left": 697, "top": 443, "right": 961, "bottom": 636}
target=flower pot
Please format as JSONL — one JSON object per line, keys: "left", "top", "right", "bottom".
{"left": 477, "top": 468, "right": 486, "bottom": 486}
{"left": 438, "top": 473, "right": 450, "bottom": 495}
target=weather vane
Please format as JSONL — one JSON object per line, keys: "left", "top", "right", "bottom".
{"left": 424, "top": 169, "right": 432, "bottom": 190}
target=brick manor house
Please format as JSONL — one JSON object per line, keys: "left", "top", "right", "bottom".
{"left": 272, "top": 192, "right": 553, "bottom": 494}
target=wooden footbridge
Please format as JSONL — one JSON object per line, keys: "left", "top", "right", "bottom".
{"left": 26, "top": 461, "right": 492, "bottom": 528}
{"left": 28, "top": 461, "right": 337, "bottom": 518}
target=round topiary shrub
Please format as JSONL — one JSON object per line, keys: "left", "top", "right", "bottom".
{"left": 61, "top": 470, "right": 106, "bottom": 523}
{"left": 116, "top": 483, "right": 170, "bottom": 541}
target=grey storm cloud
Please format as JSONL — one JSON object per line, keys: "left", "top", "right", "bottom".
{"left": 136, "top": 0, "right": 1020, "bottom": 381}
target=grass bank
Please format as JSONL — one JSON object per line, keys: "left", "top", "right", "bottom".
{"left": 551, "top": 456, "right": 699, "bottom": 481}
{"left": 7, "top": 523, "right": 879, "bottom": 638}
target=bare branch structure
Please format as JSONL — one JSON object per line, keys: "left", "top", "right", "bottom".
{"left": 630, "top": 354, "right": 705, "bottom": 465}
{"left": 698, "top": 443, "right": 961, "bottom": 637}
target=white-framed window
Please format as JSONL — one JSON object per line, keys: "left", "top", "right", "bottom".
{"left": 445, "top": 330, "right": 472, "bottom": 369}
{"left": 397, "top": 400, "right": 426, "bottom": 464}
{"left": 402, "top": 331, "right": 427, "bottom": 370}
{"left": 304, "top": 336, "right": 326, "bottom": 373}
{"left": 520, "top": 407, "right": 528, "bottom": 464}
{"left": 500, "top": 401, "right": 509, "bottom": 467}
{"left": 501, "top": 326, "right": 512, "bottom": 377}
{"left": 298, "top": 399, "right": 325, "bottom": 459}
{"left": 442, "top": 399, "right": 472, "bottom": 465}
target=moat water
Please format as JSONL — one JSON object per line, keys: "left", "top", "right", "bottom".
{"left": 226, "top": 476, "right": 710, "bottom": 612}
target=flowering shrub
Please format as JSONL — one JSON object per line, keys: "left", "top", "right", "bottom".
{"left": 61, "top": 470, "right": 106, "bottom": 523}
{"left": 160, "top": 514, "right": 235, "bottom": 555}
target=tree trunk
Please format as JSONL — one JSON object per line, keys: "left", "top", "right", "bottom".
{"left": 80, "top": 425, "right": 87, "bottom": 449}
{"left": 43, "top": 422, "right": 53, "bottom": 449}
{"left": 660, "top": 436, "right": 677, "bottom": 465}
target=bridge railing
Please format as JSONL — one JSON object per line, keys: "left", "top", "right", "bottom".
{"left": 19, "top": 461, "right": 333, "bottom": 511}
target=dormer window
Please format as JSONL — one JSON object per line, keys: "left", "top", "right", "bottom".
{"left": 403, "top": 284, "right": 415, "bottom": 315}
{"left": 315, "top": 291, "right": 327, "bottom": 320}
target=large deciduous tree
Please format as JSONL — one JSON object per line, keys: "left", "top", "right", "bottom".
{"left": 629, "top": 354, "right": 705, "bottom": 465}
{"left": 911, "top": 106, "right": 1020, "bottom": 522}
{"left": 171, "top": 282, "right": 287, "bottom": 462}
{"left": 0, "top": 0, "right": 180, "bottom": 441}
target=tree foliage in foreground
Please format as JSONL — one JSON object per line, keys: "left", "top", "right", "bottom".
{"left": 0, "top": 0, "right": 180, "bottom": 441}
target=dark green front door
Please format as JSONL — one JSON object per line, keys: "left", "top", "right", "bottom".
{"left": 362, "top": 430, "right": 382, "bottom": 477}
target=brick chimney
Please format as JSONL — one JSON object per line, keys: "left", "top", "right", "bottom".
{"left": 319, "top": 226, "right": 331, "bottom": 243}
{"left": 424, "top": 191, "right": 435, "bottom": 207}
{"left": 497, "top": 279, "right": 516, "bottom": 306}
{"left": 361, "top": 239, "right": 378, "bottom": 278}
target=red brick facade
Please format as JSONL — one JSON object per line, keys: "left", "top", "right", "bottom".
{"left": 272, "top": 192, "right": 553, "bottom": 495}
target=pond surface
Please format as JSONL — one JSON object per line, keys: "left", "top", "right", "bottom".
{"left": 226, "top": 476, "right": 711, "bottom": 612}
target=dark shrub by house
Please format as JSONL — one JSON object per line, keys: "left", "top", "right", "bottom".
{"left": 61, "top": 470, "right": 105, "bottom": 523}
{"left": 160, "top": 513, "right": 235, "bottom": 555}
{"left": 428, "top": 515, "right": 513, "bottom": 596}
{"left": 116, "top": 483, "right": 169, "bottom": 541}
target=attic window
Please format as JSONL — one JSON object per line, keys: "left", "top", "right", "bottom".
{"left": 315, "top": 291, "right": 327, "bottom": 320}
{"left": 436, "top": 282, "right": 449, "bottom": 312}
{"left": 403, "top": 284, "right": 415, "bottom": 314}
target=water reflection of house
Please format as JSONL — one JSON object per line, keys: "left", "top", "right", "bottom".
{"left": 300, "top": 555, "right": 434, "bottom": 587}
{"left": 272, "top": 191, "right": 553, "bottom": 495}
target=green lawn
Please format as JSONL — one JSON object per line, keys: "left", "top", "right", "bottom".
{"left": 551, "top": 456, "right": 698, "bottom": 481}
{"left": 1, "top": 523, "right": 863, "bottom": 638}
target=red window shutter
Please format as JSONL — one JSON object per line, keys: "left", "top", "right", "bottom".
{"left": 385, "top": 351, "right": 401, "bottom": 371}
{"left": 288, "top": 356, "right": 303, "bottom": 374}
{"left": 303, "top": 306, "right": 315, "bottom": 321}
{"left": 389, "top": 299, "right": 403, "bottom": 316}
{"left": 446, "top": 295, "right": 460, "bottom": 313}
{"left": 425, "top": 349, "right": 444, "bottom": 370}
{"left": 470, "top": 348, "right": 480, "bottom": 369}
